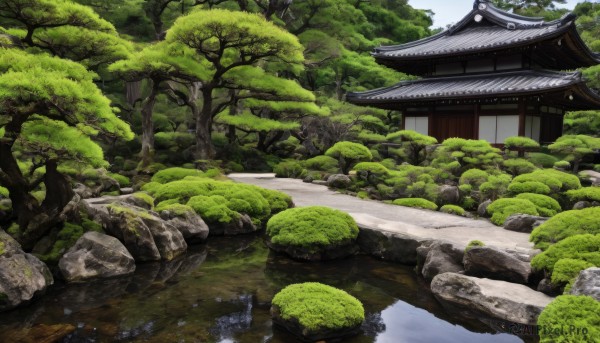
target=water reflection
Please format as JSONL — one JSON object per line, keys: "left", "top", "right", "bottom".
{"left": 0, "top": 236, "right": 534, "bottom": 343}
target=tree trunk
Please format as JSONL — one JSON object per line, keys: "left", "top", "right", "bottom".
{"left": 140, "top": 80, "right": 160, "bottom": 169}
{"left": 195, "top": 88, "right": 215, "bottom": 160}
{"left": 126, "top": 81, "right": 142, "bottom": 106}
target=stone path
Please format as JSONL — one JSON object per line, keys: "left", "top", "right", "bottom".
{"left": 229, "top": 173, "right": 535, "bottom": 253}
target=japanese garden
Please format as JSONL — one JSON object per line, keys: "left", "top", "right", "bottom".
{"left": 1, "top": 0, "right": 600, "bottom": 342}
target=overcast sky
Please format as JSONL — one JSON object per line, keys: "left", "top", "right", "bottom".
{"left": 409, "top": 0, "right": 587, "bottom": 28}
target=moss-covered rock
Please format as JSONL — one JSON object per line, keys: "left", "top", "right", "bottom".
{"left": 530, "top": 207, "right": 600, "bottom": 250}
{"left": 531, "top": 234, "right": 600, "bottom": 273}
{"left": 508, "top": 181, "right": 551, "bottom": 195}
{"left": 465, "top": 240, "right": 485, "bottom": 252}
{"left": 537, "top": 295, "right": 600, "bottom": 343}
{"left": 440, "top": 204, "right": 466, "bottom": 216}
{"left": 392, "top": 198, "right": 438, "bottom": 211}
{"left": 266, "top": 206, "right": 359, "bottom": 261}
{"left": 550, "top": 258, "right": 595, "bottom": 292}
{"left": 271, "top": 282, "right": 364, "bottom": 341}
{"left": 515, "top": 193, "right": 561, "bottom": 217}
{"left": 486, "top": 198, "right": 538, "bottom": 226}
{"left": 151, "top": 167, "right": 206, "bottom": 184}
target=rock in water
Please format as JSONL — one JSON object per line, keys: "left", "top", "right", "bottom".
{"left": 160, "top": 209, "right": 209, "bottom": 243}
{"left": 463, "top": 246, "right": 531, "bottom": 284}
{"left": 569, "top": 267, "right": 600, "bottom": 301}
{"left": 431, "top": 272, "right": 552, "bottom": 325}
{"left": 0, "top": 230, "right": 53, "bottom": 312}
{"left": 59, "top": 231, "right": 136, "bottom": 283}
{"left": 418, "top": 241, "right": 464, "bottom": 281}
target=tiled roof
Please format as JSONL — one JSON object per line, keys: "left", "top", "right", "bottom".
{"left": 347, "top": 70, "right": 600, "bottom": 108}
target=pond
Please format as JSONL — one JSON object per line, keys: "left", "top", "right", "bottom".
{"left": 0, "top": 235, "right": 535, "bottom": 342}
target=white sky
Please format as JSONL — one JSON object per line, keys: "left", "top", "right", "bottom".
{"left": 409, "top": 0, "right": 587, "bottom": 28}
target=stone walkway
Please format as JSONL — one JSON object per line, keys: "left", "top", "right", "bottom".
{"left": 229, "top": 173, "right": 534, "bottom": 252}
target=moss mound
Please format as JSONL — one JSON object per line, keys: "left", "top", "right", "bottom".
{"left": 566, "top": 187, "right": 600, "bottom": 203}
{"left": 531, "top": 234, "right": 600, "bottom": 273}
{"left": 266, "top": 206, "right": 359, "bottom": 260}
{"left": 551, "top": 258, "right": 595, "bottom": 292}
{"left": 530, "top": 207, "right": 600, "bottom": 250}
{"left": 151, "top": 167, "right": 207, "bottom": 184}
{"left": 515, "top": 193, "right": 561, "bottom": 217}
{"left": 537, "top": 295, "right": 600, "bottom": 343}
{"left": 440, "top": 204, "right": 466, "bottom": 216}
{"left": 271, "top": 282, "right": 364, "bottom": 341}
{"left": 392, "top": 198, "right": 438, "bottom": 210}
{"left": 486, "top": 198, "right": 538, "bottom": 226}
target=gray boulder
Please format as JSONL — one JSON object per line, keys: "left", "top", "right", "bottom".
{"left": 357, "top": 226, "right": 425, "bottom": 264}
{"left": 579, "top": 170, "right": 600, "bottom": 186}
{"left": 327, "top": 174, "right": 351, "bottom": 189}
{"left": 209, "top": 213, "right": 257, "bottom": 236}
{"left": 463, "top": 246, "right": 531, "bottom": 284}
{"left": 438, "top": 185, "right": 460, "bottom": 205}
{"left": 417, "top": 241, "right": 464, "bottom": 280}
{"left": 573, "top": 201, "right": 591, "bottom": 210}
{"left": 160, "top": 209, "right": 209, "bottom": 243}
{"left": 431, "top": 272, "right": 553, "bottom": 325}
{"left": 569, "top": 267, "right": 600, "bottom": 301}
{"left": 477, "top": 199, "right": 492, "bottom": 217}
{"left": 537, "top": 277, "right": 562, "bottom": 297}
{"left": 59, "top": 231, "right": 135, "bottom": 283}
{"left": 503, "top": 214, "right": 547, "bottom": 233}
{"left": 0, "top": 230, "right": 53, "bottom": 312}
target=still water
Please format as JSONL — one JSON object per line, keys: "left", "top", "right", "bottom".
{"left": 0, "top": 235, "right": 532, "bottom": 342}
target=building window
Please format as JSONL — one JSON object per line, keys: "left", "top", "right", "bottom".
{"left": 404, "top": 116, "right": 429, "bottom": 135}
{"left": 524, "top": 116, "right": 541, "bottom": 141}
{"left": 479, "top": 115, "right": 519, "bottom": 144}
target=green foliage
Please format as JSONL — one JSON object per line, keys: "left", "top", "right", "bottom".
{"left": 133, "top": 192, "right": 154, "bottom": 209}
{"left": 273, "top": 161, "right": 307, "bottom": 179}
{"left": 479, "top": 174, "right": 512, "bottom": 201}
{"left": 548, "top": 135, "right": 600, "bottom": 172}
{"left": 487, "top": 198, "right": 538, "bottom": 226}
{"left": 515, "top": 193, "right": 561, "bottom": 217}
{"left": 466, "top": 240, "right": 485, "bottom": 251}
{"left": 187, "top": 195, "right": 239, "bottom": 223}
{"left": 151, "top": 167, "right": 206, "bottom": 184}
{"left": 392, "top": 198, "right": 438, "bottom": 211}
{"left": 529, "top": 153, "right": 560, "bottom": 168}
{"left": 564, "top": 110, "right": 600, "bottom": 136}
{"left": 435, "top": 138, "right": 502, "bottom": 173}
{"left": 141, "top": 181, "right": 163, "bottom": 195}
{"left": 503, "top": 136, "right": 540, "bottom": 150}
{"left": 553, "top": 160, "right": 570, "bottom": 170}
{"left": 440, "top": 205, "right": 466, "bottom": 216}
{"left": 459, "top": 169, "right": 490, "bottom": 190}
{"left": 352, "top": 162, "right": 390, "bottom": 175}
{"left": 109, "top": 173, "right": 131, "bottom": 187}
{"left": 502, "top": 158, "right": 537, "bottom": 176}
{"left": 537, "top": 295, "right": 600, "bottom": 343}
{"left": 551, "top": 259, "right": 595, "bottom": 291}
{"left": 153, "top": 180, "right": 215, "bottom": 202}
{"left": 530, "top": 207, "right": 600, "bottom": 250}
{"left": 271, "top": 282, "right": 364, "bottom": 333}
{"left": 0, "top": 186, "right": 8, "bottom": 198}
{"left": 154, "top": 132, "right": 195, "bottom": 150}
{"left": 41, "top": 222, "right": 84, "bottom": 264}
{"left": 325, "top": 141, "right": 372, "bottom": 174}
{"left": 508, "top": 181, "right": 551, "bottom": 195}
{"left": 266, "top": 206, "right": 358, "bottom": 251}
{"left": 303, "top": 155, "right": 339, "bottom": 173}
{"left": 511, "top": 169, "right": 581, "bottom": 194}
{"left": 531, "top": 234, "right": 600, "bottom": 273}
{"left": 386, "top": 130, "right": 437, "bottom": 165}
{"left": 566, "top": 187, "right": 600, "bottom": 203}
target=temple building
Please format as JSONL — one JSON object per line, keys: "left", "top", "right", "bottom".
{"left": 347, "top": 0, "right": 600, "bottom": 144}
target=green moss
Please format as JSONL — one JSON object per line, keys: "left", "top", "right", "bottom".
{"left": 187, "top": 195, "right": 239, "bottom": 223}
{"left": 529, "top": 153, "right": 560, "bottom": 168}
{"left": 530, "top": 207, "right": 600, "bottom": 250}
{"left": 209, "top": 187, "right": 271, "bottom": 221}
{"left": 461, "top": 196, "right": 478, "bottom": 211}
{"left": 531, "top": 234, "right": 600, "bottom": 273}
{"left": 0, "top": 186, "right": 8, "bottom": 198}
{"left": 508, "top": 181, "right": 551, "bottom": 195}
{"left": 133, "top": 192, "right": 155, "bottom": 209}
{"left": 440, "top": 205, "right": 466, "bottom": 216}
{"left": 81, "top": 217, "right": 103, "bottom": 233}
{"left": 466, "top": 240, "right": 485, "bottom": 252}
{"left": 151, "top": 167, "right": 206, "bottom": 184}
{"left": 107, "top": 204, "right": 154, "bottom": 220}
{"left": 515, "top": 193, "right": 561, "bottom": 217}
{"left": 357, "top": 191, "right": 369, "bottom": 199}
{"left": 487, "top": 198, "right": 538, "bottom": 226}
{"left": 273, "top": 161, "right": 307, "bottom": 179}
{"left": 155, "top": 202, "right": 194, "bottom": 216}
{"left": 551, "top": 258, "right": 595, "bottom": 291}
{"left": 566, "top": 187, "right": 600, "bottom": 203}
{"left": 153, "top": 180, "right": 216, "bottom": 203}
{"left": 0, "top": 241, "right": 5, "bottom": 256}
{"left": 304, "top": 155, "right": 339, "bottom": 173}
{"left": 537, "top": 295, "right": 600, "bottom": 343}
{"left": 392, "top": 198, "right": 438, "bottom": 211}
{"left": 109, "top": 172, "right": 131, "bottom": 187}
{"left": 266, "top": 206, "right": 358, "bottom": 251}
{"left": 272, "top": 282, "right": 364, "bottom": 333}
{"left": 41, "top": 222, "right": 85, "bottom": 264}
{"left": 140, "top": 181, "right": 162, "bottom": 195}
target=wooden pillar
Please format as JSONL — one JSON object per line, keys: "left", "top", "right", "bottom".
{"left": 428, "top": 106, "right": 434, "bottom": 137}
{"left": 518, "top": 98, "right": 526, "bottom": 136}
{"left": 473, "top": 104, "right": 480, "bottom": 139}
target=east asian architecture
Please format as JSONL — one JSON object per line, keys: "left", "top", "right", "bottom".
{"left": 347, "top": 0, "right": 600, "bottom": 144}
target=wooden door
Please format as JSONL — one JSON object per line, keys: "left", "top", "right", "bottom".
{"left": 431, "top": 113, "right": 476, "bottom": 141}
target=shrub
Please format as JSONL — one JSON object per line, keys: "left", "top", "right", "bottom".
{"left": 479, "top": 174, "right": 512, "bottom": 201}
{"left": 515, "top": 193, "right": 561, "bottom": 217}
{"left": 512, "top": 175, "right": 561, "bottom": 193}
{"left": 273, "top": 161, "right": 307, "bottom": 178}
{"left": 461, "top": 196, "right": 478, "bottom": 211}
{"left": 325, "top": 141, "right": 372, "bottom": 174}
{"left": 553, "top": 160, "right": 571, "bottom": 170}
{"left": 109, "top": 173, "right": 131, "bottom": 187}
{"left": 459, "top": 169, "right": 489, "bottom": 189}
{"left": 151, "top": 167, "right": 205, "bottom": 184}
{"left": 440, "top": 204, "right": 466, "bottom": 216}
{"left": 503, "top": 136, "right": 540, "bottom": 150}
{"left": 486, "top": 198, "right": 538, "bottom": 226}
{"left": 303, "top": 155, "right": 339, "bottom": 173}
{"left": 548, "top": 134, "right": 600, "bottom": 172}
{"left": 502, "top": 158, "right": 536, "bottom": 176}
{"left": 531, "top": 234, "right": 600, "bottom": 272}
{"left": 154, "top": 132, "right": 194, "bottom": 150}
{"left": 508, "top": 181, "right": 551, "bottom": 195}
{"left": 566, "top": 187, "right": 600, "bottom": 203}
{"left": 187, "top": 195, "right": 240, "bottom": 223}
{"left": 352, "top": 162, "right": 390, "bottom": 176}
{"left": 529, "top": 153, "right": 559, "bottom": 168}
{"left": 550, "top": 258, "right": 595, "bottom": 291}
{"left": 266, "top": 206, "right": 359, "bottom": 252}
{"left": 392, "top": 198, "right": 438, "bottom": 211}
{"left": 530, "top": 207, "right": 600, "bottom": 250}
{"left": 386, "top": 130, "right": 437, "bottom": 165}
{"left": 541, "top": 169, "right": 581, "bottom": 191}
{"left": 466, "top": 240, "right": 485, "bottom": 251}
{"left": 437, "top": 138, "right": 502, "bottom": 172}
{"left": 537, "top": 295, "right": 600, "bottom": 343}
{"left": 271, "top": 282, "right": 364, "bottom": 334}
